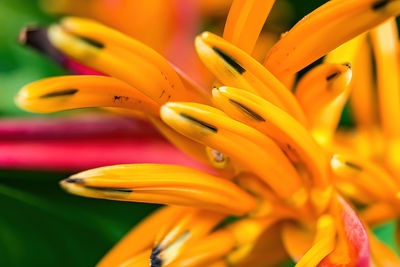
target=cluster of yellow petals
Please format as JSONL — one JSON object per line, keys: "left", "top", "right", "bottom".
{"left": 16, "top": 0, "right": 400, "bottom": 266}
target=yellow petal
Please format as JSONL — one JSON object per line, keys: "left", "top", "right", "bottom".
{"left": 60, "top": 17, "right": 210, "bottom": 104}
{"left": 97, "top": 206, "right": 185, "bottom": 267}
{"left": 47, "top": 22, "right": 205, "bottom": 105}
{"left": 117, "top": 249, "right": 151, "bottom": 267}
{"left": 152, "top": 209, "right": 225, "bottom": 266}
{"left": 168, "top": 230, "right": 235, "bottom": 267}
{"left": 226, "top": 217, "right": 279, "bottom": 264}
{"left": 367, "top": 227, "right": 400, "bottom": 267}
{"left": 213, "top": 86, "right": 329, "bottom": 189}
{"left": 295, "top": 63, "right": 352, "bottom": 122}
{"left": 223, "top": 0, "right": 276, "bottom": 54}
{"left": 295, "top": 215, "right": 336, "bottom": 267}
{"left": 265, "top": 0, "right": 400, "bottom": 77}
{"left": 148, "top": 116, "right": 235, "bottom": 174}
{"left": 160, "top": 102, "right": 304, "bottom": 200}
{"left": 331, "top": 154, "right": 400, "bottom": 201}
{"left": 371, "top": 19, "right": 400, "bottom": 140}
{"left": 60, "top": 164, "right": 257, "bottom": 215}
{"left": 348, "top": 35, "right": 378, "bottom": 129}
{"left": 360, "top": 202, "right": 397, "bottom": 226}
{"left": 16, "top": 75, "right": 159, "bottom": 116}
{"left": 195, "top": 32, "right": 307, "bottom": 125}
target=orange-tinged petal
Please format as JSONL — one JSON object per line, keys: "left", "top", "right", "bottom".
{"left": 265, "top": 0, "right": 400, "bottom": 77}
{"left": 16, "top": 75, "right": 159, "bottom": 116}
{"left": 371, "top": 19, "right": 400, "bottom": 140}
{"left": 152, "top": 209, "right": 225, "bottom": 266}
{"left": 97, "top": 206, "right": 185, "bottom": 267}
{"left": 223, "top": 0, "right": 276, "bottom": 54}
{"left": 296, "top": 215, "right": 336, "bottom": 267}
{"left": 61, "top": 164, "right": 257, "bottom": 215}
{"left": 367, "top": 227, "right": 400, "bottom": 267}
{"left": 118, "top": 249, "right": 152, "bottom": 267}
{"left": 168, "top": 230, "right": 235, "bottom": 267}
{"left": 160, "top": 102, "right": 304, "bottom": 200}
{"left": 195, "top": 32, "right": 307, "bottom": 125}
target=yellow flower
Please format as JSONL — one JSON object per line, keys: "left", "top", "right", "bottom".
{"left": 16, "top": 0, "right": 400, "bottom": 266}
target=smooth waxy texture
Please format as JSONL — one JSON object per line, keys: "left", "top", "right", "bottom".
{"left": 160, "top": 102, "right": 304, "bottom": 199}
{"left": 265, "top": 0, "right": 400, "bottom": 78}
{"left": 152, "top": 209, "right": 225, "bottom": 266}
{"left": 195, "top": 32, "right": 307, "bottom": 125}
{"left": 61, "top": 164, "right": 256, "bottom": 215}
{"left": 223, "top": 0, "right": 276, "bottom": 54}
{"left": 97, "top": 206, "right": 185, "bottom": 267}
{"left": 47, "top": 20, "right": 208, "bottom": 106}
{"left": 212, "top": 86, "right": 329, "bottom": 189}
{"left": 16, "top": 75, "right": 159, "bottom": 115}
{"left": 371, "top": 19, "right": 400, "bottom": 180}
{"left": 295, "top": 63, "right": 352, "bottom": 121}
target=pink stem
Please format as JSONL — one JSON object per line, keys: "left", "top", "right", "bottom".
{"left": 0, "top": 114, "right": 160, "bottom": 140}
{"left": 0, "top": 137, "right": 208, "bottom": 172}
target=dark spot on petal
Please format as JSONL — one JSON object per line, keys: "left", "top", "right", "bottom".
{"left": 342, "top": 62, "right": 351, "bottom": 69}
{"left": 76, "top": 36, "right": 104, "bottom": 49}
{"left": 212, "top": 47, "right": 246, "bottom": 74}
{"left": 150, "top": 246, "right": 162, "bottom": 267}
{"left": 228, "top": 99, "right": 265, "bottom": 121}
{"left": 40, "top": 89, "right": 78, "bottom": 98}
{"left": 64, "top": 178, "right": 84, "bottom": 184}
{"left": 113, "top": 96, "right": 129, "bottom": 102}
{"left": 85, "top": 186, "right": 133, "bottom": 193}
{"left": 151, "top": 257, "right": 162, "bottom": 267}
{"left": 345, "top": 161, "right": 363, "bottom": 171}
{"left": 159, "top": 90, "right": 165, "bottom": 99}
{"left": 326, "top": 72, "right": 340, "bottom": 81}
{"left": 180, "top": 113, "right": 218, "bottom": 132}
{"left": 372, "top": 0, "right": 390, "bottom": 10}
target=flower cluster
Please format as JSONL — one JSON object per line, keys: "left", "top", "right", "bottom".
{"left": 16, "top": 0, "right": 400, "bottom": 266}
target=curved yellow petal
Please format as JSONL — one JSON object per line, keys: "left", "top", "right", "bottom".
{"left": 331, "top": 154, "right": 400, "bottom": 201}
{"left": 295, "top": 215, "right": 336, "bottom": 267}
{"left": 348, "top": 35, "right": 378, "bottom": 129}
{"left": 213, "top": 86, "right": 329, "bottom": 189}
{"left": 226, "top": 217, "right": 280, "bottom": 265}
{"left": 60, "top": 164, "right": 257, "bottom": 215}
{"left": 148, "top": 116, "right": 235, "bottom": 175}
{"left": 160, "top": 102, "right": 304, "bottom": 200}
{"left": 360, "top": 202, "right": 398, "bottom": 226}
{"left": 47, "top": 23, "right": 204, "bottom": 105}
{"left": 59, "top": 17, "right": 210, "bottom": 104}
{"left": 367, "top": 227, "right": 400, "bottom": 267}
{"left": 371, "top": 19, "right": 400, "bottom": 140}
{"left": 168, "top": 230, "right": 235, "bottom": 267}
{"left": 117, "top": 249, "right": 151, "bottom": 267}
{"left": 264, "top": 0, "right": 400, "bottom": 77}
{"left": 281, "top": 222, "right": 314, "bottom": 262}
{"left": 97, "top": 206, "right": 186, "bottom": 267}
{"left": 152, "top": 209, "right": 225, "bottom": 266}
{"left": 195, "top": 32, "right": 307, "bottom": 125}
{"left": 295, "top": 63, "right": 352, "bottom": 121}
{"left": 16, "top": 75, "right": 159, "bottom": 116}
{"left": 223, "top": 0, "right": 276, "bottom": 54}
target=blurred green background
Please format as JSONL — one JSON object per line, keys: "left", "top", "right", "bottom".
{"left": 0, "top": 1, "right": 396, "bottom": 266}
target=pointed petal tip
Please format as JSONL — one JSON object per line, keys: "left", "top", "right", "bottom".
{"left": 18, "top": 25, "right": 41, "bottom": 45}
{"left": 342, "top": 62, "right": 352, "bottom": 69}
{"left": 63, "top": 178, "right": 84, "bottom": 184}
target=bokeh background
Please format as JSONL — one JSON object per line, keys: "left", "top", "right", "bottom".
{"left": 0, "top": 1, "right": 397, "bottom": 266}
